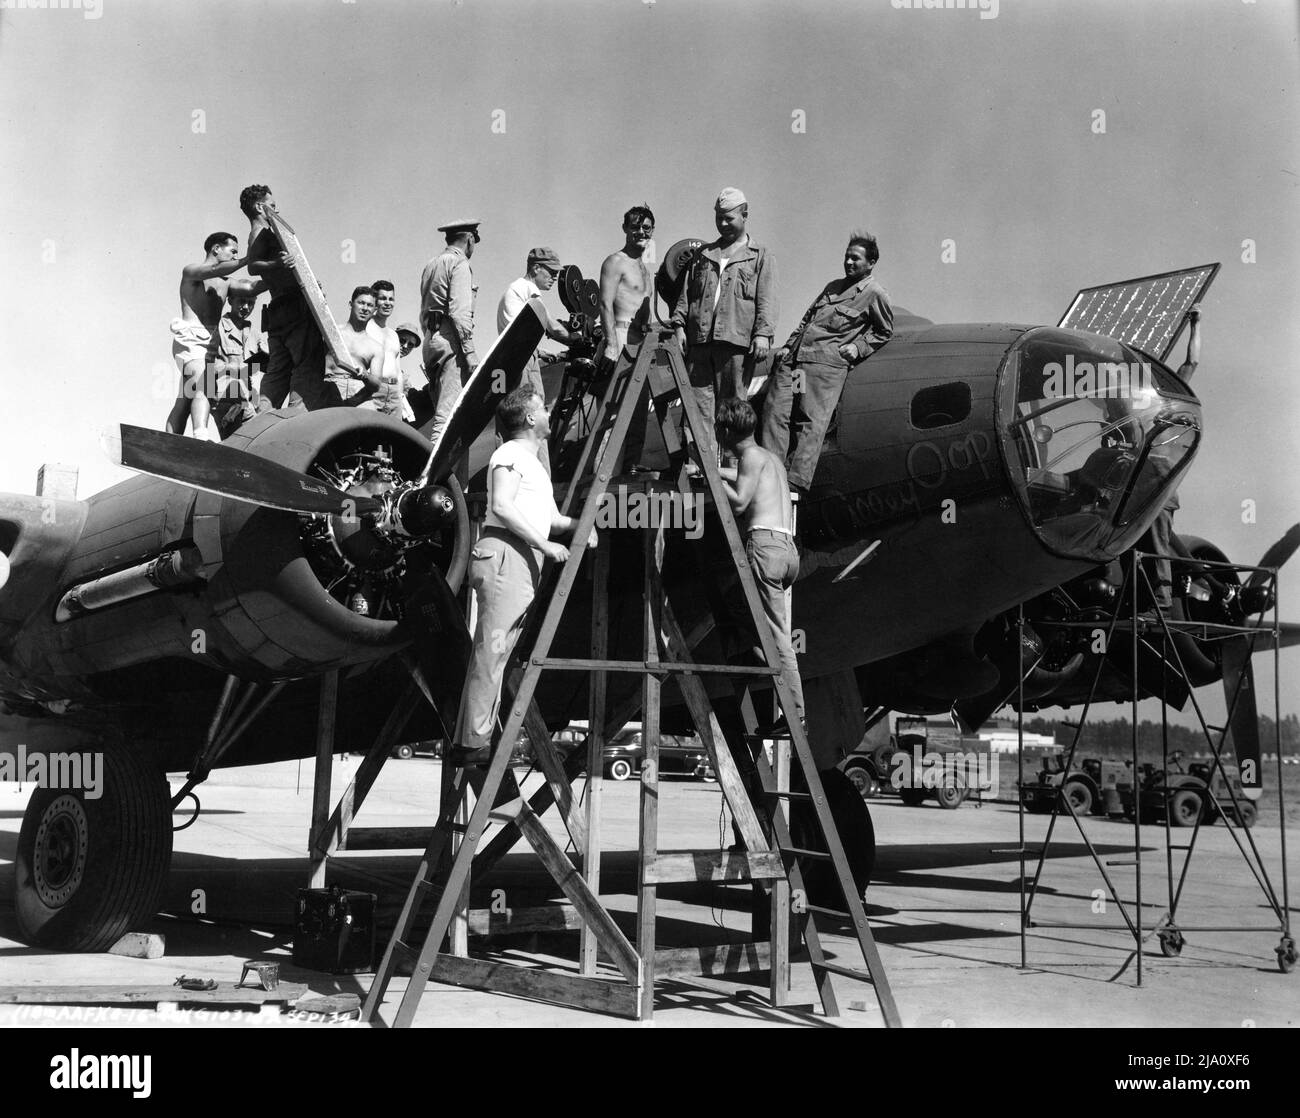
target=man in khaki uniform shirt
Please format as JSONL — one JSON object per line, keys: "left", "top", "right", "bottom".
{"left": 420, "top": 219, "right": 480, "bottom": 444}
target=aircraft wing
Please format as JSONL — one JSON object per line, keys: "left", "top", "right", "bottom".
{"left": 1058, "top": 263, "right": 1219, "bottom": 362}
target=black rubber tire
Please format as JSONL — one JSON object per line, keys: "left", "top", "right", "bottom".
{"left": 393, "top": 743, "right": 414, "bottom": 760}
{"left": 790, "top": 769, "right": 876, "bottom": 908}
{"left": 608, "top": 758, "right": 633, "bottom": 782}
{"left": 843, "top": 763, "right": 880, "bottom": 800}
{"left": 1169, "top": 788, "right": 1203, "bottom": 828}
{"left": 15, "top": 745, "right": 172, "bottom": 951}
{"left": 1236, "top": 801, "right": 1258, "bottom": 829}
{"left": 899, "top": 788, "right": 927, "bottom": 807}
{"left": 1062, "top": 780, "right": 1093, "bottom": 816}
{"left": 936, "top": 777, "right": 966, "bottom": 811}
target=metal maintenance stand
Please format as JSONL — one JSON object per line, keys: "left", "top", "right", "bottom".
{"left": 1014, "top": 551, "right": 1294, "bottom": 981}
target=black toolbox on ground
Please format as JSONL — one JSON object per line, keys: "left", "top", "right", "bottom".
{"left": 293, "top": 887, "right": 376, "bottom": 974}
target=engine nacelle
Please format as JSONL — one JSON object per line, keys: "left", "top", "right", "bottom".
{"left": 10, "top": 410, "right": 467, "bottom": 693}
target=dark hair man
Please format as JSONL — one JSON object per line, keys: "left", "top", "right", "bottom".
{"left": 321, "top": 286, "right": 385, "bottom": 407}
{"left": 450, "top": 386, "right": 593, "bottom": 767}
{"left": 716, "top": 398, "right": 804, "bottom": 730}
{"left": 420, "top": 219, "right": 481, "bottom": 444}
{"left": 361, "top": 279, "right": 404, "bottom": 417}
{"left": 165, "top": 231, "right": 250, "bottom": 439}
{"left": 241, "top": 185, "right": 331, "bottom": 411}
{"left": 759, "top": 229, "right": 893, "bottom": 492}
{"left": 671, "top": 189, "right": 777, "bottom": 461}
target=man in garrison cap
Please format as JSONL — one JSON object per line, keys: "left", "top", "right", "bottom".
{"left": 419, "top": 219, "right": 481, "bottom": 445}
{"left": 497, "top": 246, "right": 576, "bottom": 395}
{"left": 670, "top": 188, "right": 777, "bottom": 461}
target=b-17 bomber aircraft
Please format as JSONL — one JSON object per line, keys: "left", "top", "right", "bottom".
{"left": 0, "top": 253, "right": 1293, "bottom": 952}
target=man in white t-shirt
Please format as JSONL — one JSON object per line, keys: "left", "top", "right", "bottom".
{"left": 449, "top": 386, "right": 595, "bottom": 767}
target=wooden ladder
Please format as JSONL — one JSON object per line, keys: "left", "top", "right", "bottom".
{"left": 361, "top": 329, "right": 899, "bottom": 1027}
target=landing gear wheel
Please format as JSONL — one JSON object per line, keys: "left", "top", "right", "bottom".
{"left": 607, "top": 758, "right": 633, "bottom": 782}
{"left": 1236, "top": 801, "right": 1258, "bottom": 829}
{"left": 790, "top": 769, "right": 876, "bottom": 909}
{"left": 15, "top": 746, "right": 172, "bottom": 951}
{"left": 1062, "top": 780, "right": 1093, "bottom": 816}
{"left": 1277, "top": 936, "right": 1297, "bottom": 974}
{"left": 1157, "top": 926, "right": 1186, "bottom": 958}
{"left": 1170, "top": 788, "right": 1204, "bottom": 828}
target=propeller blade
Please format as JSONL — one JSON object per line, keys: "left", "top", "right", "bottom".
{"left": 1248, "top": 523, "right": 1300, "bottom": 589}
{"left": 1220, "top": 636, "right": 1263, "bottom": 800}
{"left": 418, "top": 301, "right": 546, "bottom": 484}
{"left": 112, "top": 425, "right": 374, "bottom": 517}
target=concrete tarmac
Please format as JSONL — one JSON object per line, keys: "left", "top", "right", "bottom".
{"left": 1, "top": 756, "right": 1295, "bottom": 1028}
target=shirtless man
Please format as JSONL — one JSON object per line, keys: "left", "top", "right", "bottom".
{"left": 715, "top": 397, "right": 804, "bottom": 729}
{"left": 599, "top": 203, "right": 656, "bottom": 468}
{"left": 165, "top": 231, "right": 250, "bottom": 439}
{"left": 599, "top": 203, "right": 656, "bottom": 369}
{"left": 362, "top": 279, "right": 405, "bottom": 416}
{"left": 323, "top": 286, "right": 386, "bottom": 407}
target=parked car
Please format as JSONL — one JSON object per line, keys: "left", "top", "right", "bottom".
{"left": 602, "top": 728, "right": 711, "bottom": 781}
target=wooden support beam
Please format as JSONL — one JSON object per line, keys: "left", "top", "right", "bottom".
{"left": 770, "top": 736, "right": 793, "bottom": 1006}
{"left": 428, "top": 954, "right": 638, "bottom": 1018}
{"left": 515, "top": 801, "right": 642, "bottom": 988}
{"left": 653, "top": 942, "right": 772, "bottom": 979}
{"left": 636, "top": 522, "right": 665, "bottom": 1021}
{"left": 642, "top": 850, "right": 786, "bottom": 885}
{"left": 321, "top": 681, "right": 421, "bottom": 855}
{"left": 658, "top": 597, "right": 770, "bottom": 854}
{"left": 581, "top": 536, "right": 611, "bottom": 976}
{"left": 466, "top": 905, "right": 584, "bottom": 937}
{"left": 521, "top": 698, "right": 586, "bottom": 852}
{"left": 308, "top": 670, "right": 339, "bottom": 889}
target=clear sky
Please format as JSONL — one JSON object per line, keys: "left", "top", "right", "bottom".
{"left": 1, "top": 0, "right": 1296, "bottom": 725}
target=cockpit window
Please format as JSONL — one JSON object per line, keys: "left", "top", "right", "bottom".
{"left": 1000, "top": 328, "right": 1200, "bottom": 560}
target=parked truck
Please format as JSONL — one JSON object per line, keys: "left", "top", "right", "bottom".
{"left": 840, "top": 718, "right": 993, "bottom": 809}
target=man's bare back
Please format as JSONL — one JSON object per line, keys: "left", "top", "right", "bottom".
{"left": 734, "top": 443, "right": 793, "bottom": 533}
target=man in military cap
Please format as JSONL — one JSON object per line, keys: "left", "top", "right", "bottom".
{"left": 392, "top": 321, "right": 422, "bottom": 422}
{"left": 497, "top": 246, "right": 574, "bottom": 397}
{"left": 671, "top": 188, "right": 777, "bottom": 461}
{"left": 420, "top": 219, "right": 481, "bottom": 444}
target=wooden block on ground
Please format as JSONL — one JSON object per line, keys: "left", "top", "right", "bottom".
{"left": 109, "top": 932, "right": 165, "bottom": 959}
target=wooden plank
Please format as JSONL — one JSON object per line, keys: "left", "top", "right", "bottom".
{"left": 636, "top": 522, "right": 665, "bottom": 1022}
{"left": 262, "top": 207, "right": 354, "bottom": 373}
{"left": 466, "top": 905, "right": 583, "bottom": 937}
{"left": 770, "top": 736, "right": 792, "bottom": 1006}
{"left": 581, "top": 536, "right": 611, "bottom": 976}
{"left": 653, "top": 942, "right": 771, "bottom": 979}
{"left": 308, "top": 670, "right": 338, "bottom": 889}
{"left": 428, "top": 954, "right": 638, "bottom": 1019}
{"left": 323, "top": 682, "right": 421, "bottom": 855}
{"left": 522, "top": 699, "right": 586, "bottom": 852}
{"left": 515, "top": 802, "right": 642, "bottom": 988}
{"left": 342, "top": 826, "right": 435, "bottom": 851}
{"left": 642, "top": 850, "right": 786, "bottom": 885}
{"left": 533, "top": 657, "right": 775, "bottom": 676}
{"left": 658, "top": 597, "right": 771, "bottom": 854}
{"left": 0, "top": 984, "right": 305, "bottom": 1007}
